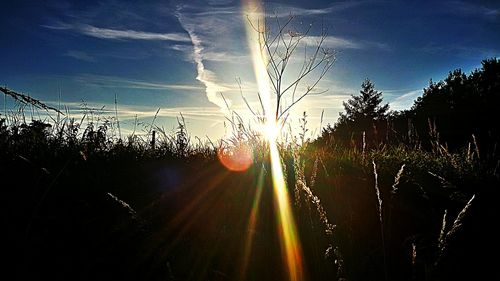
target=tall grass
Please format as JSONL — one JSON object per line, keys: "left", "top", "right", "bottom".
{"left": 1, "top": 87, "right": 498, "bottom": 281}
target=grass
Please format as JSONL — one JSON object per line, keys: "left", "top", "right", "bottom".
{"left": 1, "top": 92, "right": 499, "bottom": 281}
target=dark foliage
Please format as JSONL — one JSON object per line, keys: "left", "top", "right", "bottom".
{"left": 317, "top": 79, "right": 391, "bottom": 149}
{"left": 1, "top": 114, "right": 499, "bottom": 281}
{"left": 331, "top": 79, "right": 389, "bottom": 147}
{"left": 2, "top": 58, "right": 500, "bottom": 281}
{"left": 319, "top": 58, "right": 500, "bottom": 156}
{"left": 409, "top": 58, "right": 500, "bottom": 151}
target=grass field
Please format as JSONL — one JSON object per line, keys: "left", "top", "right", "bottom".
{"left": 1, "top": 106, "right": 499, "bottom": 281}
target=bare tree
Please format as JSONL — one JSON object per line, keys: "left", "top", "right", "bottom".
{"left": 246, "top": 15, "right": 336, "bottom": 124}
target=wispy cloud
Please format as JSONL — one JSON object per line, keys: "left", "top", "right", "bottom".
{"left": 197, "top": 51, "right": 248, "bottom": 62}
{"left": 167, "top": 44, "right": 247, "bottom": 62}
{"left": 44, "top": 23, "right": 191, "bottom": 42}
{"left": 50, "top": 100, "right": 223, "bottom": 120}
{"left": 301, "top": 35, "right": 390, "bottom": 51}
{"left": 63, "top": 50, "right": 95, "bottom": 62}
{"left": 168, "top": 44, "right": 192, "bottom": 53}
{"left": 208, "top": 0, "right": 234, "bottom": 5}
{"left": 389, "top": 89, "right": 421, "bottom": 110}
{"left": 188, "top": 1, "right": 367, "bottom": 17}
{"left": 445, "top": 1, "right": 499, "bottom": 20}
{"left": 264, "top": 1, "right": 369, "bottom": 17}
{"left": 79, "top": 25, "right": 191, "bottom": 41}
{"left": 41, "top": 22, "right": 73, "bottom": 30}
{"left": 419, "top": 43, "right": 499, "bottom": 58}
{"left": 303, "top": 36, "right": 362, "bottom": 49}
{"left": 173, "top": 2, "right": 382, "bottom": 120}
{"left": 74, "top": 74, "right": 203, "bottom": 91}
{"left": 176, "top": 8, "right": 232, "bottom": 111}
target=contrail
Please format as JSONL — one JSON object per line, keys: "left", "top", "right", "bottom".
{"left": 176, "top": 8, "right": 230, "bottom": 112}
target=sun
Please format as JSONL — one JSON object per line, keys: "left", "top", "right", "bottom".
{"left": 242, "top": 1, "right": 304, "bottom": 280}
{"left": 258, "top": 121, "right": 280, "bottom": 142}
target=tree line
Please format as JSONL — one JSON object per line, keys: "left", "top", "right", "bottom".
{"left": 318, "top": 57, "right": 500, "bottom": 155}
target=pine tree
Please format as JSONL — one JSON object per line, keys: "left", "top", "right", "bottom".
{"left": 319, "top": 79, "right": 390, "bottom": 146}
{"left": 338, "top": 79, "right": 389, "bottom": 125}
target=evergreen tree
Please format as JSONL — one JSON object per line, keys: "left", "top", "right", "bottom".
{"left": 338, "top": 79, "right": 389, "bottom": 125}
{"left": 317, "top": 79, "right": 389, "bottom": 146}
{"left": 316, "top": 58, "right": 500, "bottom": 151}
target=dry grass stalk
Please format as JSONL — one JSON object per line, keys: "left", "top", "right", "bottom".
{"left": 472, "top": 134, "right": 480, "bottom": 160}
{"left": 294, "top": 153, "right": 335, "bottom": 235}
{"left": 411, "top": 241, "right": 417, "bottom": 267}
{"left": 411, "top": 241, "right": 417, "bottom": 280}
{"left": 437, "top": 209, "right": 448, "bottom": 251}
{"left": 325, "top": 244, "right": 346, "bottom": 280}
{"left": 372, "top": 160, "right": 383, "bottom": 224}
{"left": 467, "top": 142, "right": 472, "bottom": 162}
{"left": 293, "top": 148, "right": 305, "bottom": 207}
{"left": 309, "top": 156, "right": 319, "bottom": 189}
{"left": 362, "top": 131, "right": 366, "bottom": 162}
{"left": 440, "top": 195, "right": 475, "bottom": 256}
{"left": 391, "top": 164, "right": 406, "bottom": 194}
{"left": 372, "top": 160, "right": 388, "bottom": 281}
{"left": 107, "top": 192, "right": 139, "bottom": 219}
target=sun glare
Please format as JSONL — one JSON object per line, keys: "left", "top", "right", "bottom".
{"left": 257, "top": 121, "right": 280, "bottom": 142}
{"left": 242, "top": 0, "right": 304, "bottom": 280}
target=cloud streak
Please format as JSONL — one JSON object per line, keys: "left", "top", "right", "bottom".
{"left": 445, "top": 1, "right": 499, "bottom": 20}
{"left": 51, "top": 101, "right": 223, "bottom": 120}
{"left": 44, "top": 23, "right": 191, "bottom": 42}
{"left": 389, "top": 89, "right": 421, "bottom": 110}
{"left": 176, "top": 8, "right": 231, "bottom": 111}
{"left": 167, "top": 44, "right": 247, "bottom": 62}
{"left": 187, "top": 0, "right": 367, "bottom": 17}
{"left": 419, "top": 43, "right": 499, "bottom": 59}
{"left": 63, "top": 50, "right": 96, "bottom": 62}
{"left": 265, "top": 1, "right": 369, "bottom": 17}
{"left": 302, "top": 35, "right": 390, "bottom": 51}
{"left": 40, "top": 100, "right": 226, "bottom": 136}
{"left": 79, "top": 25, "right": 191, "bottom": 41}
{"left": 74, "top": 74, "right": 203, "bottom": 91}
{"left": 302, "top": 36, "right": 362, "bottom": 49}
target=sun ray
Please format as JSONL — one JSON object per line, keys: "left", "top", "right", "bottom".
{"left": 242, "top": 1, "right": 304, "bottom": 280}
{"left": 239, "top": 166, "right": 266, "bottom": 279}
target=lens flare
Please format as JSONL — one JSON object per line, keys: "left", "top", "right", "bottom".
{"left": 242, "top": 1, "right": 304, "bottom": 280}
{"left": 217, "top": 143, "right": 253, "bottom": 172}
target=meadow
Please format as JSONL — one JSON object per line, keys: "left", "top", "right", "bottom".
{"left": 1, "top": 78, "right": 499, "bottom": 280}
{"left": 3, "top": 0, "right": 500, "bottom": 279}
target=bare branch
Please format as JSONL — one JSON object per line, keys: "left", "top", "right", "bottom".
{"left": 1, "top": 87, "right": 64, "bottom": 115}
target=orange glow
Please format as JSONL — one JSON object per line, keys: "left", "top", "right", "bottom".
{"left": 217, "top": 143, "right": 253, "bottom": 172}
{"left": 239, "top": 167, "right": 265, "bottom": 279}
{"left": 269, "top": 138, "right": 304, "bottom": 281}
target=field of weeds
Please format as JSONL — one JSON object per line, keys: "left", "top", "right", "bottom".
{"left": 1, "top": 106, "right": 499, "bottom": 281}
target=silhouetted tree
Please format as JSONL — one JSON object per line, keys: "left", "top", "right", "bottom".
{"left": 411, "top": 58, "right": 500, "bottom": 150}
{"left": 339, "top": 79, "right": 389, "bottom": 125}
{"left": 316, "top": 57, "right": 500, "bottom": 154}
{"left": 328, "top": 79, "right": 389, "bottom": 146}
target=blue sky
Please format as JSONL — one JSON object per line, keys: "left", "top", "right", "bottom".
{"left": 1, "top": 0, "right": 499, "bottom": 139}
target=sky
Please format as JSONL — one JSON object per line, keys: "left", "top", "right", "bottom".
{"left": 1, "top": 0, "right": 499, "bottom": 139}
